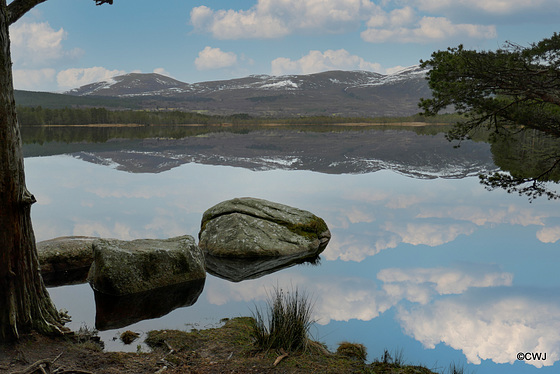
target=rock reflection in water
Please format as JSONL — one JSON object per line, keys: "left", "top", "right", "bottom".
{"left": 205, "top": 253, "right": 321, "bottom": 283}
{"left": 93, "top": 278, "right": 205, "bottom": 330}
{"left": 42, "top": 267, "right": 90, "bottom": 287}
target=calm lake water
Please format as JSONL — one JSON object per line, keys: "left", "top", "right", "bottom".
{"left": 23, "top": 126, "right": 560, "bottom": 373}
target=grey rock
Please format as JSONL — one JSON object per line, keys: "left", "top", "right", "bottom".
{"left": 37, "top": 236, "right": 97, "bottom": 286}
{"left": 199, "top": 197, "right": 331, "bottom": 258}
{"left": 88, "top": 235, "right": 205, "bottom": 296}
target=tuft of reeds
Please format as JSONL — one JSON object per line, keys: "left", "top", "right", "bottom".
{"left": 445, "top": 362, "right": 471, "bottom": 374}
{"left": 251, "top": 285, "right": 315, "bottom": 352}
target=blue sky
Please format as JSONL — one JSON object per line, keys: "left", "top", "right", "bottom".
{"left": 8, "top": 0, "right": 560, "bottom": 92}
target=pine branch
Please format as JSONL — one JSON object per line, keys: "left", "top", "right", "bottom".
{"left": 7, "top": 0, "right": 114, "bottom": 26}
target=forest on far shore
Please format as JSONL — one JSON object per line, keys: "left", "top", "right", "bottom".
{"left": 16, "top": 105, "right": 462, "bottom": 127}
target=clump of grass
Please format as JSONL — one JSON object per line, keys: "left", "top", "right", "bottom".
{"left": 251, "top": 286, "right": 315, "bottom": 352}
{"left": 336, "top": 341, "right": 367, "bottom": 361}
{"left": 74, "top": 323, "right": 104, "bottom": 352}
{"left": 374, "top": 348, "right": 405, "bottom": 366}
{"left": 444, "top": 362, "right": 472, "bottom": 374}
{"left": 120, "top": 330, "right": 140, "bottom": 344}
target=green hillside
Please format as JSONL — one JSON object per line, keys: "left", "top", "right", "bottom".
{"left": 14, "top": 90, "right": 140, "bottom": 109}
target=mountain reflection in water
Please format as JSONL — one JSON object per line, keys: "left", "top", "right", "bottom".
{"left": 24, "top": 126, "right": 560, "bottom": 373}
{"left": 23, "top": 126, "right": 496, "bottom": 178}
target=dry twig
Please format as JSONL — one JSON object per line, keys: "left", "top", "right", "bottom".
{"left": 273, "top": 348, "right": 289, "bottom": 367}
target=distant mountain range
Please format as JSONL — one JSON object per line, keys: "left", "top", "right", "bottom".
{"left": 19, "top": 66, "right": 430, "bottom": 118}
{"left": 23, "top": 128, "right": 496, "bottom": 179}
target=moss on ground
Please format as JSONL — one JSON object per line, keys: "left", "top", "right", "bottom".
{"left": 145, "top": 317, "right": 439, "bottom": 374}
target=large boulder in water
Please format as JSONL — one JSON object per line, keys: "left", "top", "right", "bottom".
{"left": 88, "top": 235, "right": 205, "bottom": 296}
{"left": 37, "top": 236, "right": 97, "bottom": 286}
{"left": 198, "top": 197, "right": 331, "bottom": 259}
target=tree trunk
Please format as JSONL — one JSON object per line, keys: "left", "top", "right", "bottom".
{"left": 0, "top": 0, "right": 63, "bottom": 341}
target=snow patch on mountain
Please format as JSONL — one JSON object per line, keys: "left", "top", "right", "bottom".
{"left": 259, "top": 79, "right": 299, "bottom": 89}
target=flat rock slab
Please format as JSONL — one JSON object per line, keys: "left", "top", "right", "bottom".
{"left": 37, "top": 236, "right": 97, "bottom": 286}
{"left": 88, "top": 235, "right": 205, "bottom": 296}
{"left": 199, "top": 197, "right": 331, "bottom": 258}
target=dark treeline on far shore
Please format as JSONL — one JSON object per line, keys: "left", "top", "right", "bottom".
{"left": 16, "top": 105, "right": 462, "bottom": 127}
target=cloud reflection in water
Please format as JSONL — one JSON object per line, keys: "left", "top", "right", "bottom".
{"left": 25, "top": 155, "right": 560, "bottom": 371}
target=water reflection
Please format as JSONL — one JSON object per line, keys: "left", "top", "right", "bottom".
{"left": 397, "top": 287, "right": 560, "bottom": 368}
{"left": 94, "top": 279, "right": 205, "bottom": 330}
{"left": 482, "top": 128, "right": 560, "bottom": 200}
{"left": 24, "top": 129, "right": 560, "bottom": 373}
{"left": 205, "top": 252, "right": 321, "bottom": 282}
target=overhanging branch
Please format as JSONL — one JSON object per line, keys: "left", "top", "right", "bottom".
{"left": 7, "top": 0, "right": 114, "bottom": 26}
{"left": 7, "top": 0, "right": 47, "bottom": 25}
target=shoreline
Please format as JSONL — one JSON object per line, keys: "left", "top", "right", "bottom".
{"left": 30, "top": 121, "right": 451, "bottom": 128}
{"left": 0, "top": 317, "right": 441, "bottom": 374}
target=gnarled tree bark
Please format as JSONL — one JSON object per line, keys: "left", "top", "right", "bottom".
{"left": 0, "top": 0, "right": 63, "bottom": 341}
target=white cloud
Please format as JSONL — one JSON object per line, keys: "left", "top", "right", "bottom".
{"left": 143, "top": 209, "right": 187, "bottom": 239}
{"left": 378, "top": 264, "right": 513, "bottom": 304}
{"left": 205, "top": 264, "right": 520, "bottom": 329}
{"left": 190, "top": 0, "right": 379, "bottom": 39}
{"left": 344, "top": 206, "right": 375, "bottom": 224}
{"left": 56, "top": 67, "right": 127, "bottom": 90}
{"left": 313, "top": 277, "right": 394, "bottom": 325}
{"left": 343, "top": 189, "right": 390, "bottom": 203}
{"left": 153, "top": 67, "right": 173, "bottom": 78}
{"left": 194, "top": 46, "right": 238, "bottom": 70}
{"left": 271, "top": 49, "right": 382, "bottom": 75}
{"left": 12, "top": 68, "right": 56, "bottom": 90}
{"left": 416, "top": 205, "right": 547, "bottom": 227}
{"left": 536, "top": 226, "right": 560, "bottom": 243}
{"left": 84, "top": 183, "right": 169, "bottom": 199}
{"left": 191, "top": 5, "right": 290, "bottom": 39}
{"left": 383, "top": 221, "right": 476, "bottom": 247}
{"left": 9, "top": 21, "right": 82, "bottom": 68}
{"left": 414, "top": 0, "right": 557, "bottom": 16}
{"left": 190, "top": 2, "right": 500, "bottom": 44}
{"left": 397, "top": 290, "right": 560, "bottom": 367}
{"left": 385, "top": 194, "right": 424, "bottom": 209}
{"left": 205, "top": 272, "right": 395, "bottom": 325}
{"left": 323, "top": 232, "right": 400, "bottom": 262}
{"left": 362, "top": 15, "right": 496, "bottom": 43}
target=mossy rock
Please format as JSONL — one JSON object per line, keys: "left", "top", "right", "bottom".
{"left": 199, "top": 197, "right": 330, "bottom": 258}
{"left": 88, "top": 235, "right": 205, "bottom": 296}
